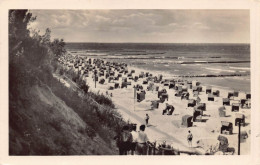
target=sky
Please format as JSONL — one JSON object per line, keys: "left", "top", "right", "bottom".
{"left": 29, "top": 10, "right": 250, "bottom": 43}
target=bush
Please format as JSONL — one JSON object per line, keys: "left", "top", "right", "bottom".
{"left": 48, "top": 76, "right": 125, "bottom": 143}
{"left": 88, "top": 92, "right": 114, "bottom": 108}
{"left": 78, "top": 78, "right": 89, "bottom": 93}
{"left": 59, "top": 67, "right": 64, "bottom": 76}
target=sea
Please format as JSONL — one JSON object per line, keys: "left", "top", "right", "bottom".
{"left": 65, "top": 43, "right": 250, "bottom": 93}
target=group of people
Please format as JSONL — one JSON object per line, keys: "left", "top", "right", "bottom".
{"left": 115, "top": 124, "right": 151, "bottom": 155}
{"left": 105, "top": 91, "right": 113, "bottom": 97}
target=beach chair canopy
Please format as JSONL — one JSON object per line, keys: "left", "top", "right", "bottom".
{"left": 151, "top": 100, "right": 159, "bottom": 107}
{"left": 182, "top": 86, "right": 188, "bottom": 90}
{"left": 160, "top": 89, "right": 167, "bottom": 93}
{"left": 234, "top": 91, "right": 239, "bottom": 97}
{"left": 218, "top": 106, "right": 226, "bottom": 111}
{"left": 108, "top": 86, "right": 114, "bottom": 90}
{"left": 182, "top": 115, "right": 193, "bottom": 124}
{"left": 195, "top": 103, "right": 206, "bottom": 110}
{"left": 240, "top": 131, "right": 248, "bottom": 138}
{"left": 218, "top": 135, "right": 228, "bottom": 145}
{"left": 228, "top": 91, "right": 234, "bottom": 96}
{"left": 182, "top": 91, "right": 189, "bottom": 96}
{"left": 232, "top": 103, "right": 240, "bottom": 107}
{"left": 137, "top": 91, "right": 145, "bottom": 94}
{"left": 221, "top": 121, "right": 232, "bottom": 127}
{"left": 208, "top": 94, "right": 214, "bottom": 98}
{"left": 194, "top": 108, "right": 203, "bottom": 114}
{"left": 235, "top": 113, "right": 245, "bottom": 119}
{"left": 223, "top": 98, "right": 230, "bottom": 102}
{"left": 188, "top": 99, "right": 196, "bottom": 104}
{"left": 240, "top": 99, "right": 247, "bottom": 104}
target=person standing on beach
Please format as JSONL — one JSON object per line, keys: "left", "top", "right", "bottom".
{"left": 136, "top": 124, "right": 149, "bottom": 155}
{"left": 145, "top": 114, "right": 149, "bottom": 126}
{"left": 187, "top": 130, "right": 193, "bottom": 147}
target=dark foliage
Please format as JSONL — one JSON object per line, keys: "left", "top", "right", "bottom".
{"left": 9, "top": 10, "right": 124, "bottom": 155}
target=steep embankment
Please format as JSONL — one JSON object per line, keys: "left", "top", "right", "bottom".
{"left": 9, "top": 81, "right": 118, "bottom": 155}
{"left": 8, "top": 10, "right": 121, "bottom": 155}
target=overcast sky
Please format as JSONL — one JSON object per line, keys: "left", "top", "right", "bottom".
{"left": 29, "top": 10, "right": 250, "bottom": 43}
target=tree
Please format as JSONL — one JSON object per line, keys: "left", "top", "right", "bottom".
{"left": 50, "top": 38, "right": 66, "bottom": 60}
{"left": 9, "top": 10, "right": 36, "bottom": 57}
{"left": 41, "top": 28, "right": 51, "bottom": 46}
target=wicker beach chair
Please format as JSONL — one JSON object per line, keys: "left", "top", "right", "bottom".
{"left": 221, "top": 121, "right": 233, "bottom": 135}
{"left": 218, "top": 106, "right": 226, "bottom": 117}
{"left": 235, "top": 113, "right": 245, "bottom": 126}
{"left": 182, "top": 115, "right": 193, "bottom": 127}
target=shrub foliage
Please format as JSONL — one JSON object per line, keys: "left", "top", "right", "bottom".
{"left": 9, "top": 10, "right": 125, "bottom": 155}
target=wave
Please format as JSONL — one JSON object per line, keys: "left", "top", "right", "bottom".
{"left": 121, "top": 50, "right": 147, "bottom": 52}
{"left": 195, "top": 61, "right": 207, "bottom": 63}
{"left": 131, "top": 62, "right": 147, "bottom": 65}
{"left": 100, "top": 56, "right": 217, "bottom": 60}
{"left": 175, "top": 73, "right": 249, "bottom": 78}
{"left": 182, "top": 56, "right": 221, "bottom": 59}
{"left": 180, "top": 60, "right": 250, "bottom": 64}
{"left": 205, "top": 67, "right": 236, "bottom": 73}
{"left": 229, "top": 67, "right": 250, "bottom": 70}
{"left": 111, "top": 52, "right": 166, "bottom": 56}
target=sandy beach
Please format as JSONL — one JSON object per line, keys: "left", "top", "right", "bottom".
{"left": 59, "top": 53, "right": 251, "bottom": 155}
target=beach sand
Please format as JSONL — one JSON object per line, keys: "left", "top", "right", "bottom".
{"left": 61, "top": 54, "right": 251, "bottom": 155}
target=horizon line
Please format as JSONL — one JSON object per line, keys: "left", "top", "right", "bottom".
{"left": 65, "top": 41, "right": 250, "bottom": 44}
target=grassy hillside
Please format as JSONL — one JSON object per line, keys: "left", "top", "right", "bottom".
{"left": 9, "top": 10, "right": 125, "bottom": 155}
{"left": 9, "top": 70, "right": 126, "bottom": 155}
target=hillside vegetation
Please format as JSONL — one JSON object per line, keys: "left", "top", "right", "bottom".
{"left": 9, "top": 10, "right": 125, "bottom": 155}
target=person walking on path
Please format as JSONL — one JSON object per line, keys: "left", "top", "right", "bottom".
{"left": 115, "top": 125, "right": 133, "bottom": 155}
{"left": 187, "top": 130, "right": 193, "bottom": 147}
{"left": 130, "top": 124, "right": 138, "bottom": 155}
{"left": 145, "top": 114, "right": 149, "bottom": 126}
{"left": 136, "top": 124, "right": 149, "bottom": 155}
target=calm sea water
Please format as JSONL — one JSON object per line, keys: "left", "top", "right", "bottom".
{"left": 66, "top": 43, "right": 250, "bottom": 93}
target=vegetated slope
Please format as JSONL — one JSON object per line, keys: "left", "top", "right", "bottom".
{"left": 9, "top": 80, "right": 118, "bottom": 155}
{"left": 9, "top": 10, "right": 124, "bottom": 155}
